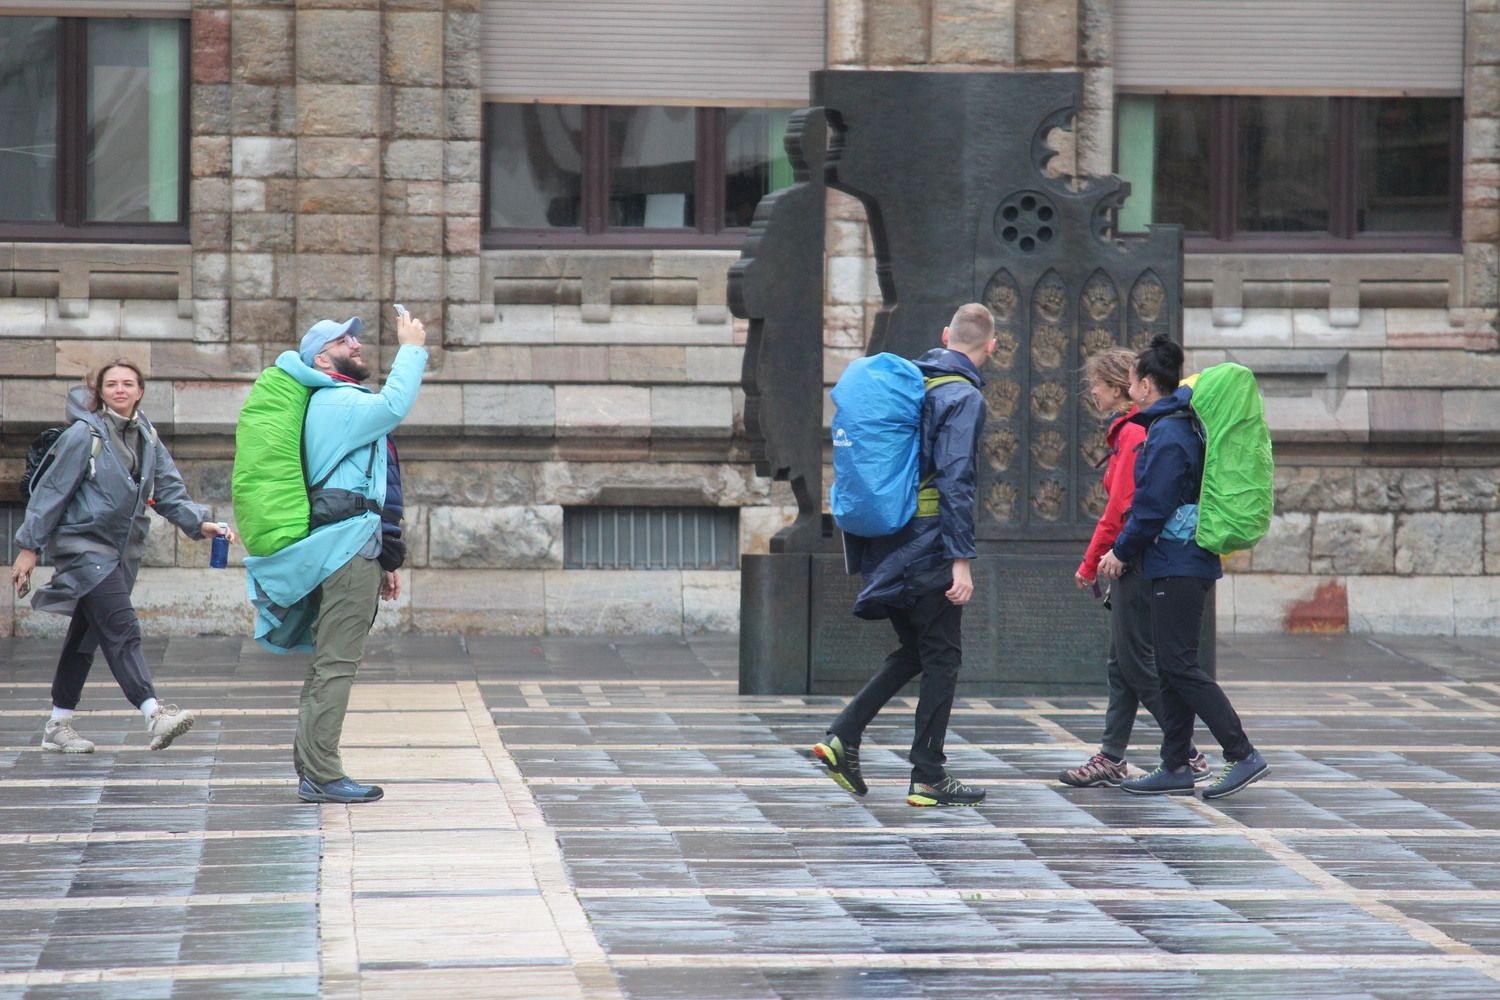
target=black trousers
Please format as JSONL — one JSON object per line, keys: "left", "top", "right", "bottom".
{"left": 829, "top": 587, "right": 963, "bottom": 784}
{"left": 1099, "top": 568, "right": 1167, "bottom": 759}
{"left": 51, "top": 565, "right": 157, "bottom": 711}
{"left": 1150, "top": 576, "right": 1253, "bottom": 768}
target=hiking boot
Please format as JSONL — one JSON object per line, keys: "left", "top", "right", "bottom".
{"left": 298, "top": 776, "right": 384, "bottom": 804}
{"left": 907, "top": 775, "right": 986, "bottom": 807}
{"left": 1188, "top": 750, "right": 1213, "bottom": 784}
{"left": 41, "top": 718, "right": 95, "bottom": 754}
{"left": 1059, "top": 752, "right": 1128, "bottom": 788}
{"left": 1202, "top": 751, "right": 1270, "bottom": 800}
{"left": 812, "top": 735, "right": 867, "bottom": 797}
{"left": 1120, "top": 763, "right": 1195, "bottom": 796}
{"left": 146, "top": 704, "right": 194, "bottom": 750}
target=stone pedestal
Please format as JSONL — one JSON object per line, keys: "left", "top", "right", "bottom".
{"left": 741, "top": 549, "right": 1215, "bottom": 695}
{"left": 807, "top": 551, "right": 1112, "bottom": 695}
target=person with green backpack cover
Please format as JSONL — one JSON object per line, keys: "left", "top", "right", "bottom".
{"left": 1097, "top": 335, "right": 1270, "bottom": 800}
{"left": 239, "top": 309, "right": 429, "bottom": 804}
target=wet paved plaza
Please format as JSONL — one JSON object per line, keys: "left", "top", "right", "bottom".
{"left": 3, "top": 632, "right": 1500, "bottom": 998}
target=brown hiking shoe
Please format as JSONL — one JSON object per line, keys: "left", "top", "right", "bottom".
{"left": 1059, "top": 752, "right": 1128, "bottom": 788}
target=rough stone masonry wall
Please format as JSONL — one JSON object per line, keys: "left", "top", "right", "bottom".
{"left": 0, "top": 0, "right": 795, "bottom": 640}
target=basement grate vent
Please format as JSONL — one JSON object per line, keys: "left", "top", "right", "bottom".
{"left": 563, "top": 506, "right": 738, "bottom": 570}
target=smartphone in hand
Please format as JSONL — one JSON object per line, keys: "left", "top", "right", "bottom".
{"left": 394, "top": 303, "right": 408, "bottom": 319}
{"left": 16, "top": 579, "right": 30, "bottom": 600}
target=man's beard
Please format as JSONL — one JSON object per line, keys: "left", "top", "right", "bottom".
{"left": 331, "top": 355, "right": 371, "bottom": 382}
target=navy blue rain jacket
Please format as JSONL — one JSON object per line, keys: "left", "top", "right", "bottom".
{"left": 382, "top": 439, "right": 403, "bottom": 536}
{"left": 379, "top": 438, "right": 406, "bottom": 570}
{"left": 1111, "top": 386, "right": 1223, "bottom": 581}
{"left": 847, "top": 348, "right": 986, "bottom": 619}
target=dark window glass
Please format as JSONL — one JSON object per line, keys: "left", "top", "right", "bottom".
{"left": 1237, "top": 97, "right": 1330, "bottom": 233}
{"left": 607, "top": 105, "right": 695, "bottom": 228}
{"left": 1150, "top": 95, "right": 1212, "bottom": 233}
{"left": 723, "top": 107, "right": 792, "bottom": 228}
{"left": 0, "top": 17, "right": 59, "bottom": 223}
{"left": 485, "top": 103, "right": 583, "bottom": 229}
{"left": 1358, "top": 98, "right": 1453, "bottom": 233}
{"left": 87, "top": 18, "right": 183, "bottom": 223}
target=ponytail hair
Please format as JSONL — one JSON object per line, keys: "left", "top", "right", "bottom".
{"left": 1134, "top": 334, "right": 1183, "bottom": 396}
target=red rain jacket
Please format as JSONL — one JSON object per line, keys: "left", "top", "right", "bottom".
{"left": 1077, "top": 407, "right": 1145, "bottom": 581}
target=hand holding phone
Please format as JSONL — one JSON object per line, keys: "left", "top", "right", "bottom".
{"left": 393, "top": 303, "right": 427, "bottom": 349}
{"left": 11, "top": 547, "right": 37, "bottom": 600}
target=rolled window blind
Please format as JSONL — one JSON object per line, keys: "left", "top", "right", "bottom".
{"left": 482, "top": 0, "right": 825, "bottom": 106}
{"left": 1116, "top": 0, "right": 1464, "bottom": 96}
{"left": 0, "top": 2, "right": 189, "bottom": 13}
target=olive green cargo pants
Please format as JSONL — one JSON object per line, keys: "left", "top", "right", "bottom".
{"left": 293, "top": 555, "right": 382, "bottom": 785}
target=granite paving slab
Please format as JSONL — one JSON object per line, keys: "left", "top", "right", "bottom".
{"left": 4, "top": 633, "right": 1500, "bottom": 997}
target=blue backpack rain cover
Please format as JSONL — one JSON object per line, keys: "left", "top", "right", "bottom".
{"left": 829, "top": 353, "right": 927, "bottom": 537}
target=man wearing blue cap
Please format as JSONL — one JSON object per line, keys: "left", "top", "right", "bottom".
{"left": 245, "top": 309, "right": 428, "bottom": 804}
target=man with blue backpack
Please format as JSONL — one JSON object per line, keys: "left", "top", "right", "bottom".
{"left": 813, "top": 303, "right": 996, "bottom": 807}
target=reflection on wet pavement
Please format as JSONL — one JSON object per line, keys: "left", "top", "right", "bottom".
{"left": 2, "top": 632, "right": 1500, "bottom": 997}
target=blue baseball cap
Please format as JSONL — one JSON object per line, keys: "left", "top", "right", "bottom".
{"left": 299, "top": 317, "right": 363, "bottom": 367}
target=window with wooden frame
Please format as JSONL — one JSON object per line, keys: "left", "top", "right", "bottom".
{"left": 0, "top": 15, "right": 189, "bottom": 243}
{"left": 1115, "top": 95, "right": 1461, "bottom": 253}
{"left": 482, "top": 103, "right": 794, "bottom": 249}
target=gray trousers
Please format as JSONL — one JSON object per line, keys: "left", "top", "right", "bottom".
{"left": 1099, "top": 568, "right": 1169, "bottom": 759}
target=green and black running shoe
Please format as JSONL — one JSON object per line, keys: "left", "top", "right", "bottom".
{"left": 907, "top": 775, "right": 986, "bottom": 807}
{"left": 812, "top": 735, "right": 867, "bottom": 797}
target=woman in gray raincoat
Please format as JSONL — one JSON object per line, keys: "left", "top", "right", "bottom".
{"left": 10, "top": 360, "right": 232, "bottom": 754}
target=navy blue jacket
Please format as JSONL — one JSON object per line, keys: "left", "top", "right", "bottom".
{"left": 1111, "top": 386, "right": 1223, "bottom": 581}
{"left": 378, "top": 437, "right": 406, "bottom": 570}
{"left": 848, "top": 348, "right": 985, "bottom": 619}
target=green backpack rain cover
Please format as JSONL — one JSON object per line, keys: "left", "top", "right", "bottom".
{"left": 1190, "top": 363, "right": 1275, "bottom": 555}
{"left": 232, "top": 366, "right": 313, "bottom": 557}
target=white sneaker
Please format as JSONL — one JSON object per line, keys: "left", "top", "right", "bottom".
{"left": 147, "top": 704, "right": 195, "bottom": 750}
{"left": 42, "top": 718, "right": 95, "bottom": 754}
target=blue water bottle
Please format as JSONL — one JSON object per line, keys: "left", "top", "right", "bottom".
{"left": 210, "top": 522, "right": 230, "bottom": 569}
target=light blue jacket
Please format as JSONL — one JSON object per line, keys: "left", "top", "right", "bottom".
{"left": 245, "top": 344, "right": 428, "bottom": 652}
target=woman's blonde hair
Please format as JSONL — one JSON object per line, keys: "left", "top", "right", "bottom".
{"left": 1082, "top": 347, "right": 1135, "bottom": 394}
{"left": 88, "top": 359, "right": 147, "bottom": 413}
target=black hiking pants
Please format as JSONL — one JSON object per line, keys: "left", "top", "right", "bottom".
{"left": 1151, "top": 576, "right": 1254, "bottom": 768}
{"left": 51, "top": 565, "right": 157, "bottom": 711}
{"left": 829, "top": 587, "right": 963, "bottom": 785}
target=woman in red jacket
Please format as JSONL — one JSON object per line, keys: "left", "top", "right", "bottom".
{"left": 1060, "top": 348, "right": 1209, "bottom": 788}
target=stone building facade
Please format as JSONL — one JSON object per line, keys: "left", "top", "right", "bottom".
{"left": 0, "top": 0, "right": 1496, "bottom": 638}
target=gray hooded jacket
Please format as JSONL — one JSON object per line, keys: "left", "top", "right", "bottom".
{"left": 15, "top": 386, "right": 211, "bottom": 615}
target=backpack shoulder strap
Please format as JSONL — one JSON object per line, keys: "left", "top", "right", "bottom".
{"left": 303, "top": 386, "right": 379, "bottom": 491}
{"left": 1158, "top": 409, "right": 1205, "bottom": 502}
{"left": 913, "top": 375, "right": 973, "bottom": 510}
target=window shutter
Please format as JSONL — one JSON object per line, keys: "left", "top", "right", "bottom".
{"left": 482, "top": 0, "right": 825, "bottom": 106}
{"left": 1115, "top": 0, "right": 1464, "bottom": 96}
